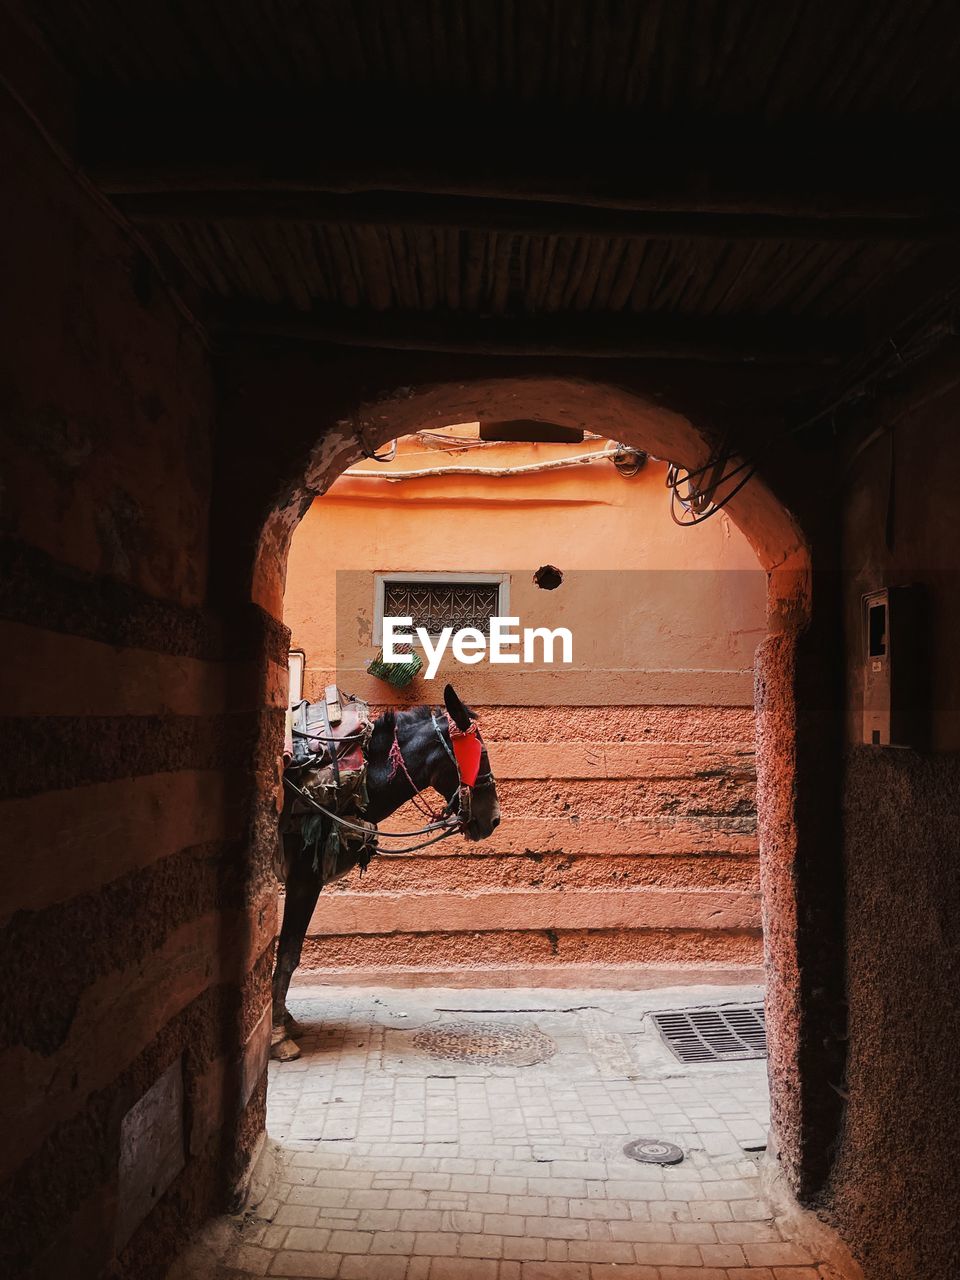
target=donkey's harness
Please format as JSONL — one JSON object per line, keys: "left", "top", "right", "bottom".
{"left": 281, "top": 686, "right": 489, "bottom": 884}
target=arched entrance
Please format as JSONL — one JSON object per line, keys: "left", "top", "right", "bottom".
{"left": 214, "top": 357, "right": 843, "bottom": 1212}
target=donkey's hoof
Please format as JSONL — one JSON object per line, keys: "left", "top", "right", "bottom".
{"left": 283, "top": 1010, "right": 305, "bottom": 1036}
{"left": 271, "top": 1034, "right": 302, "bottom": 1062}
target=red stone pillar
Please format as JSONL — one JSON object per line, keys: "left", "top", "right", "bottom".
{"left": 757, "top": 556, "right": 847, "bottom": 1199}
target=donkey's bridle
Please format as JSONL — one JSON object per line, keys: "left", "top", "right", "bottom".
{"left": 429, "top": 712, "right": 494, "bottom": 827}
{"left": 387, "top": 721, "right": 449, "bottom": 823}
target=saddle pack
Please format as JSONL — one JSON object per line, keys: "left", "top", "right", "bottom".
{"left": 282, "top": 685, "right": 377, "bottom": 882}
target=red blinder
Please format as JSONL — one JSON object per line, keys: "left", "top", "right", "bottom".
{"left": 450, "top": 722, "right": 483, "bottom": 786}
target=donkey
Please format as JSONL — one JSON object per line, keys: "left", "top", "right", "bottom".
{"left": 272, "top": 684, "right": 500, "bottom": 1059}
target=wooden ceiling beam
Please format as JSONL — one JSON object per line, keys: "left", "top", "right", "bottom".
{"left": 107, "top": 188, "right": 960, "bottom": 243}
{"left": 210, "top": 305, "right": 853, "bottom": 365}
{"left": 82, "top": 92, "right": 960, "bottom": 229}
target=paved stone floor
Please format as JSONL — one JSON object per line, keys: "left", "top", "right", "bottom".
{"left": 175, "top": 983, "right": 832, "bottom": 1279}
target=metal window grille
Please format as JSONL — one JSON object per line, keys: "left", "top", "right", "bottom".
{"left": 382, "top": 581, "right": 500, "bottom": 635}
{"left": 652, "top": 1004, "right": 767, "bottom": 1063}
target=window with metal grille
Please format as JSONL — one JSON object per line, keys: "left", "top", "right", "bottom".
{"left": 375, "top": 573, "right": 508, "bottom": 641}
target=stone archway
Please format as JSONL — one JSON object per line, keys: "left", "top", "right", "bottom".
{"left": 214, "top": 356, "right": 841, "bottom": 1208}
{"left": 249, "top": 374, "right": 807, "bottom": 616}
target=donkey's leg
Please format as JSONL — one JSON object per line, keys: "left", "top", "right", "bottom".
{"left": 278, "top": 834, "right": 308, "bottom": 1036}
{"left": 271, "top": 851, "right": 321, "bottom": 1061}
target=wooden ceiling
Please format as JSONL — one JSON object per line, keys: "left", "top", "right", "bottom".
{"left": 24, "top": 0, "right": 960, "bottom": 114}
{"left": 9, "top": 0, "right": 960, "bottom": 402}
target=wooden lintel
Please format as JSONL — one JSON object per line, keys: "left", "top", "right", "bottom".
{"left": 210, "top": 306, "right": 851, "bottom": 365}
{"left": 105, "top": 188, "right": 960, "bottom": 244}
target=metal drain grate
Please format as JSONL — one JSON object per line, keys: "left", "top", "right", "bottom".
{"left": 652, "top": 1003, "right": 766, "bottom": 1063}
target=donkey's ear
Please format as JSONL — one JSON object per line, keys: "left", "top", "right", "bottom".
{"left": 443, "top": 684, "right": 472, "bottom": 731}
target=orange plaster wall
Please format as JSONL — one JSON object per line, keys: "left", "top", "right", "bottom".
{"left": 283, "top": 435, "right": 765, "bottom": 981}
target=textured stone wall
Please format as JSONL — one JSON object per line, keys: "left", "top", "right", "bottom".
{"left": 825, "top": 356, "right": 960, "bottom": 1277}
{"left": 0, "top": 98, "right": 275, "bottom": 1278}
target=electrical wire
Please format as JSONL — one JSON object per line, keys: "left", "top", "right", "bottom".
{"left": 360, "top": 438, "right": 399, "bottom": 463}
{"left": 612, "top": 444, "right": 647, "bottom": 477}
{"left": 342, "top": 447, "right": 621, "bottom": 481}
{"left": 663, "top": 278, "right": 960, "bottom": 527}
{"left": 347, "top": 431, "right": 611, "bottom": 470}
{"left": 668, "top": 463, "right": 757, "bottom": 526}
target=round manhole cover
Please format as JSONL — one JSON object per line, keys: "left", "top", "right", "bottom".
{"left": 413, "top": 1020, "right": 556, "bottom": 1066}
{"left": 623, "top": 1137, "right": 684, "bottom": 1165}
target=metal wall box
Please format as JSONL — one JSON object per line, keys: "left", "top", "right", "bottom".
{"left": 862, "top": 585, "right": 927, "bottom": 748}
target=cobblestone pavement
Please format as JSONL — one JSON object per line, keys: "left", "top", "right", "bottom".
{"left": 178, "top": 984, "right": 831, "bottom": 1279}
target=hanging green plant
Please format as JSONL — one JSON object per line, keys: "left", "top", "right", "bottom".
{"left": 367, "top": 643, "right": 423, "bottom": 688}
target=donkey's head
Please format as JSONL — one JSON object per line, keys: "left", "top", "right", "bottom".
{"left": 368, "top": 685, "right": 501, "bottom": 839}
{"left": 438, "top": 684, "right": 501, "bottom": 841}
